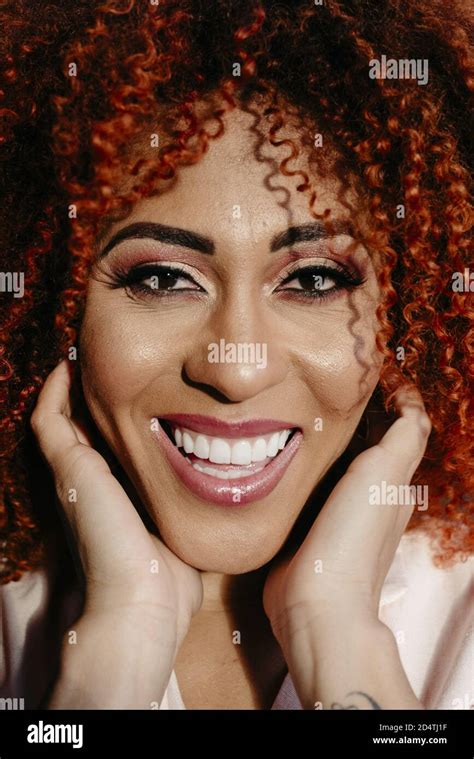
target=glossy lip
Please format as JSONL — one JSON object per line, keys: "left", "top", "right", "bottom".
{"left": 159, "top": 413, "right": 298, "bottom": 438}
{"left": 153, "top": 418, "right": 303, "bottom": 506}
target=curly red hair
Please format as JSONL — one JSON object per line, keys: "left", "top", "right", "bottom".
{"left": 0, "top": 0, "right": 472, "bottom": 584}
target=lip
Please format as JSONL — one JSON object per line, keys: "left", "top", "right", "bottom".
{"left": 159, "top": 413, "right": 298, "bottom": 438}
{"left": 153, "top": 417, "right": 303, "bottom": 506}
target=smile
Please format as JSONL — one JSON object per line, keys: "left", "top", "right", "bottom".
{"left": 153, "top": 414, "right": 303, "bottom": 506}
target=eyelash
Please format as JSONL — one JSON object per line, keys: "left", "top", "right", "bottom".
{"left": 108, "top": 262, "right": 366, "bottom": 301}
{"left": 275, "top": 263, "right": 366, "bottom": 300}
{"left": 109, "top": 264, "right": 204, "bottom": 298}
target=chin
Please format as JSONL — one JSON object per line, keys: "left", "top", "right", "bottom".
{"left": 150, "top": 516, "right": 287, "bottom": 574}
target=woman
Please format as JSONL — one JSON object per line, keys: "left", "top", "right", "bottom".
{"left": 0, "top": 0, "right": 472, "bottom": 710}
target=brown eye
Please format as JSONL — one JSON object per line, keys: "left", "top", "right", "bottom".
{"left": 111, "top": 264, "right": 205, "bottom": 296}
{"left": 275, "top": 264, "right": 365, "bottom": 299}
{"left": 138, "top": 269, "right": 193, "bottom": 291}
{"left": 282, "top": 270, "right": 337, "bottom": 293}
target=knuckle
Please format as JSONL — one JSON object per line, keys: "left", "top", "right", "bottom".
{"left": 30, "top": 409, "right": 46, "bottom": 436}
{"left": 419, "top": 413, "right": 432, "bottom": 438}
{"left": 414, "top": 414, "right": 432, "bottom": 453}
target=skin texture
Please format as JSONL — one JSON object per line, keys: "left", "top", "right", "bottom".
{"left": 80, "top": 105, "right": 382, "bottom": 579}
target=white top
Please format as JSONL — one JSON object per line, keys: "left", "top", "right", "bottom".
{"left": 1, "top": 528, "right": 473, "bottom": 709}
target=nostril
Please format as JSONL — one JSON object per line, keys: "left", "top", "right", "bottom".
{"left": 181, "top": 366, "right": 235, "bottom": 404}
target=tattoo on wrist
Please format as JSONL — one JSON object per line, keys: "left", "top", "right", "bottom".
{"left": 331, "top": 691, "right": 381, "bottom": 710}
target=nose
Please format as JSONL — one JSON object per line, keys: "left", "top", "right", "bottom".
{"left": 182, "top": 300, "right": 288, "bottom": 403}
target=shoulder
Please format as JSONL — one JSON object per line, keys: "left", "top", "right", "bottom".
{"left": 380, "top": 526, "right": 473, "bottom": 709}
{"left": 0, "top": 562, "right": 83, "bottom": 709}
{"left": 397, "top": 527, "right": 473, "bottom": 603}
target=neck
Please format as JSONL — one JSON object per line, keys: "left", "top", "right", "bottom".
{"left": 199, "top": 563, "right": 270, "bottom": 613}
{"left": 175, "top": 562, "right": 288, "bottom": 709}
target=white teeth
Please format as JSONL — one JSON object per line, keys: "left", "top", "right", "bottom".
{"left": 194, "top": 434, "right": 210, "bottom": 460}
{"left": 252, "top": 438, "right": 267, "bottom": 462}
{"left": 191, "top": 461, "right": 266, "bottom": 479}
{"left": 230, "top": 440, "right": 252, "bottom": 465}
{"left": 209, "top": 438, "right": 231, "bottom": 464}
{"left": 278, "top": 429, "right": 291, "bottom": 449}
{"left": 267, "top": 432, "right": 280, "bottom": 458}
{"left": 182, "top": 431, "right": 194, "bottom": 454}
{"left": 168, "top": 424, "right": 294, "bottom": 464}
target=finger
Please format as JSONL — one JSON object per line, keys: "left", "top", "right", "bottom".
{"left": 31, "top": 362, "right": 162, "bottom": 597}
{"left": 35, "top": 359, "right": 73, "bottom": 415}
{"left": 30, "top": 360, "right": 82, "bottom": 465}
{"left": 32, "top": 361, "right": 90, "bottom": 455}
{"left": 377, "top": 384, "right": 432, "bottom": 480}
{"left": 312, "top": 387, "right": 431, "bottom": 558}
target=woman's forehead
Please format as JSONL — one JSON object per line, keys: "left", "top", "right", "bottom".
{"left": 97, "top": 97, "right": 365, "bottom": 249}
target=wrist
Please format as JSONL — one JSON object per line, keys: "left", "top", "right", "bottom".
{"left": 271, "top": 597, "right": 381, "bottom": 655}
{"left": 49, "top": 610, "right": 178, "bottom": 709}
{"left": 275, "top": 606, "right": 422, "bottom": 710}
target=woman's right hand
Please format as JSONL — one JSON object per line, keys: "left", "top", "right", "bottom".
{"left": 30, "top": 359, "right": 203, "bottom": 708}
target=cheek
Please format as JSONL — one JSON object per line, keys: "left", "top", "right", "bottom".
{"left": 79, "top": 300, "right": 174, "bottom": 410}
{"left": 310, "top": 346, "right": 379, "bottom": 414}
{"left": 290, "top": 319, "right": 381, "bottom": 417}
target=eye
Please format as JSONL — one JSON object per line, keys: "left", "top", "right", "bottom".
{"left": 275, "top": 263, "right": 365, "bottom": 300}
{"left": 110, "top": 263, "right": 205, "bottom": 297}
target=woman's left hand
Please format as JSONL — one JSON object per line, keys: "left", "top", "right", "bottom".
{"left": 263, "top": 384, "right": 431, "bottom": 710}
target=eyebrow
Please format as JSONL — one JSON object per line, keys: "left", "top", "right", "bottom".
{"left": 97, "top": 219, "right": 355, "bottom": 259}
{"left": 270, "top": 220, "right": 355, "bottom": 251}
{"left": 98, "top": 222, "right": 215, "bottom": 258}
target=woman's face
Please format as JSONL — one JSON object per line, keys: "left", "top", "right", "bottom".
{"left": 80, "top": 105, "right": 382, "bottom": 573}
